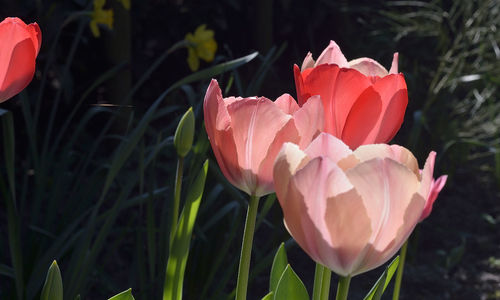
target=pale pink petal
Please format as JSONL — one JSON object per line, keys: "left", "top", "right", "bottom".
{"left": 289, "top": 157, "right": 354, "bottom": 269}
{"left": 292, "top": 95, "right": 324, "bottom": 148}
{"left": 226, "top": 95, "right": 293, "bottom": 181}
{"left": 273, "top": 143, "right": 309, "bottom": 204}
{"left": 301, "top": 52, "right": 315, "bottom": 71}
{"left": 418, "top": 151, "right": 436, "bottom": 203}
{"left": 274, "top": 93, "right": 300, "bottom": 115}
{"left": 203, "top": 80, "right": 245, "bottom": 191}
{"left": 324, "top": 188, "right": 372, "bottom": 276}
{"left": 344, "top": 157, "right": 423, "bottom": 273}
{"left": 256, "top": 119, "right": 299, "bottom": 196}
{"left": 304, "top": 132, "right": 352, "bottom": 163}
{"left": 356, "top": 192, "right": 425, "bottom": 275}
{"left": 353, "top": 144, "right": 420, "bottom": 177}
{"left": 419, "top": 175, "right": 447, "bottom": 221}
{"left": 389, "top": 52, "right": 399, "bottom": 74}
{"left": 348, "top": 57, "right": 388, "bottom": 77}
{"left": 315, "top": 40, "right": 349, "bottom": 68}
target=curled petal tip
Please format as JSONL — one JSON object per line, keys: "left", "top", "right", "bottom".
{"left": 389, "top": 52, "right": 399, "bottom": 74}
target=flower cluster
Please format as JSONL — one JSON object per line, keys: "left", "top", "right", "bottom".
{"left": 204, "top": 41, "right": 447, "bottom": 278}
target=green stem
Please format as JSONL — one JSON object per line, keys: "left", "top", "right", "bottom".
{"left": 313, "top": 263, "right": 325, "bottom": 300}
{"left": 392, "top": 239, "right": 408, "bottom": 300}
{"left": 335, "top": 275, "right": 351, "bottom": 300}
{"left": 320, "top": 267, "right": 332, "bottom": 300}
{"left": 235, "top": 194, "right": 260, "bottom": 300}
{"left": 170, "top": 157, "right": 184, "bottom": 244}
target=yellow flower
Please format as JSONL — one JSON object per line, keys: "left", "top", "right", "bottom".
{"left": 89, "top": 0, "right": 114, "bottom": 38}
{"left": 117, "top": 0, "right": 130, "bottom": 10}
{"left": 185, "top": 24, "right": 217, "bottom": 71}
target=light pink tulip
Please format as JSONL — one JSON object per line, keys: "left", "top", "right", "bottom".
{"left": 273, "top": 133, "right": 437, "bottom": 276}
{"left": 294, "top": 40, "right": 407, "bottom": 149}
{"left": 204, "top": 79, "right": 324, "bottom": 197}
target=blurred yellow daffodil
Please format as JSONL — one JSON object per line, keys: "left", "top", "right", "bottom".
{"left": 89, "top": 0, "right": 114, "bottom": 38}
{"left": 185, "top": 24, "right": 217, "bottom": 71}
{"left": 117, "top": 0, "right": 131, "bottom": 10}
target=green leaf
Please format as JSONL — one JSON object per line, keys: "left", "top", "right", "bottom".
{"left": 363, "top": 256, "right": 400, "bottom": 300}
{"left": 274, "top": 265, "right": 309, "bottom": 300}
{"left": 174, "top": 107, "right": 195, "bottom": 158}
{"left": 270, "top": 243, "right": 288, "bottom": 293}
{"left": 163, "top": 160, "right": 209, "bottom": 300}
{"left": 40, "top": 261, "right": 63, "bottom": 300}
{"left": 262, "top": 291, "right": 274, "bottom": 300}
{"left": 108, "top": 288, "right": 135, "bottom": 300}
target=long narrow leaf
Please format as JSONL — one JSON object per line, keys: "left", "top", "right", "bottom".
{"left": 163, "top": 160, "right": 208, "bottom": 300}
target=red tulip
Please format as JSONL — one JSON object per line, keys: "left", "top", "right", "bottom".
{"left": 204, "top": 79, "right": 324, "bottom": 197}
{"left": 0, "top": 17, "right": 41, "bottom": 103}
{"left": 273, "top": 133, "right": 436, "bottom": 276}
{"left": 294, "top": 40, "right": 407, "bottom": 149}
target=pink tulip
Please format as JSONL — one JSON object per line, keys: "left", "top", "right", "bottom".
{"left": 273, "top": 133, "right": 437, "bottom": 276}
{"left": 294, "top": 40, "right": 407, "bottom": 149}
{"left": 204, "top": 79, "right": 324, "bottom": 197}
{"left": 0, "top": 17, "right": 41, "bottom": 103}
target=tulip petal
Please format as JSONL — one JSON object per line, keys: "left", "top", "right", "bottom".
{"left": 420, "top": 174, "right": 447, "bottom": 221}
{"left": 274, "top": 93, "right": 300, "bottom": 115}
{"left": 292, "top": 95, "right": 324, "bottom": 148}
{"left": 301, "top": 52, "right": 315, "bottom": 71}
{"left": 353, "top": 144, "right": 420, "bottom": 177}
{"left": 274, "top": 143, "right": 310, "bottom": 207}
{"left": 27, "top": 22, "right": 42, "bottom": 56}
{"left": 340, "top": 86, "right": 382, "bottom": 149}
{"left": 372, "top": 74, "right": 408, "bottom": 143}
{"left": 314, "top": 40, "right": 349, "bottom": 68}
{"left": 203, "top": 80, "right": 245, "bottom": 191}
{"left": 256, "top": 119, "right": 300, "bottom": 196}
{"left": 0, "top": 38, "right": 36, "bottom": 102}
{"left": 293, "top": 64, "right": 313, "bottom": 107}
{"left": 389, "top": 53, "right": 399, "bottom": 74}
{"left": 288, "top": 157, "right": 354, "bottom": 269}
{"left": 304, "top": 132, "right": 352, "bottom": 163}
{"left": 356, "top": 192, "right": 424, "bottom": 275}
{"left": 345, "top": 158, "right": 423, "bottom": 254}
{"left": 227, "top": 94, "right": 298, "bottom": 194}
{"left": 348, "top": 57, "right": 388, "bottom": 77}
{"left": 324, "top": 188, "right": 372, "bottom": 275}
{"left": 417, "top": 151, "right": 436, "bottom": 205}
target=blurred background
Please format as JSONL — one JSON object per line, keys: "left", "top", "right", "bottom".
{"left": 1, "top": 0, "right": 499, "bottom": 299}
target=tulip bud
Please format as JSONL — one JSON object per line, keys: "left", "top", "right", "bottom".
{"left": 40, "top": 260, "right": 63, "bottom": 300}
{"left": 174, "top": 107, "right": 195, "bottom": 158}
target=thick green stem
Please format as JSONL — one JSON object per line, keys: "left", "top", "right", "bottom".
{"left": 170, "top": 157, "right": 184, "bottom": 244}
{"left": 313, "top": 263, "right": 325, "bottom": 300}
{"left": 335, "top": 275, "right": 351, "bottom": 300}
{"left": 392, "top": 239, "right": 408, "bottom": 300}
{"left": 235, "top": 195, "right": 260, "bottom": 300}
{"left": 320, "top": 267, "right": 332, "bottom": 300}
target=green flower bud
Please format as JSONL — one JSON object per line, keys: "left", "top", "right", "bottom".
{"left": 174, "top": 107, "right": 195, "bottom": 158}
{"left": 40, "top": 260, "right": 63, "bottom": 300}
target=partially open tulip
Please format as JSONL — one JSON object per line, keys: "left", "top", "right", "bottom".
{"left": 294, "top": 40, "right": 407, "bottom": 149}
{"left": 273, "top": 133, "right": 437, "bottom": 276}
{"left": 204, "top": 79, "right": 324, "bottom": 197}
{"left": 0, "top": 17, "right": 41, "bottom": 103}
